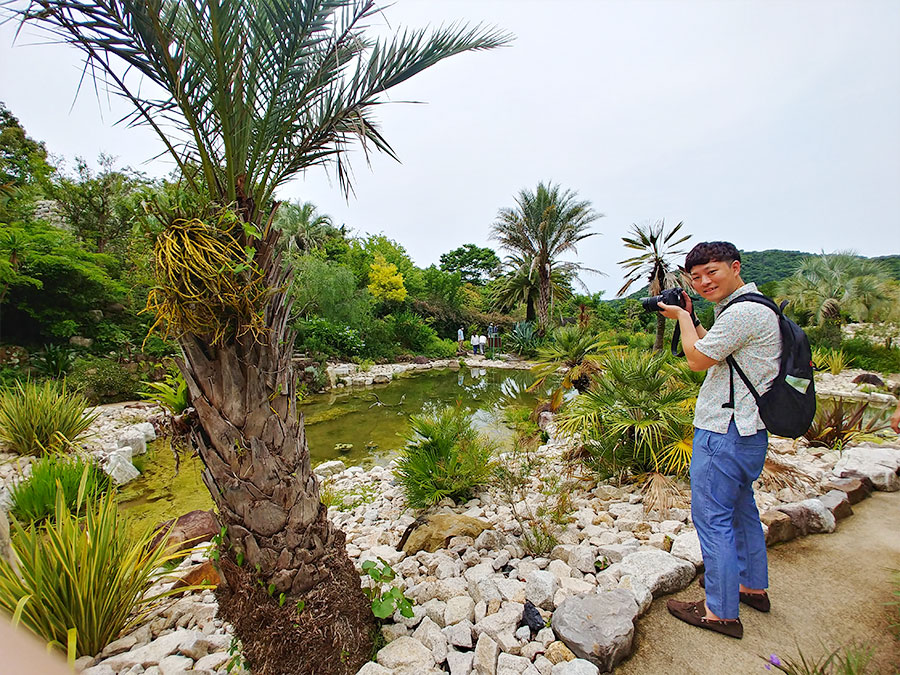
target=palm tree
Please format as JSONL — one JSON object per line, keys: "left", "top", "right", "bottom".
{"left": 273, "top": 200, "right": 334, "bottom": 253}
{"left": 490, "top": 252, "right": 576, "bottom": 322}
{"left": 15, "top": 2, "right": 510, "bottom": 671}
{"left": 617, "top": 219, "right": 691, "bottom": 351}
{"left": 492, "top": 182, "right": 602, "bottom": 333}
{"left": 529, "top": 325, "right": 617, "bottom": 409}
{"left": 778, "top": 252, "right": 893, "bottom": 325}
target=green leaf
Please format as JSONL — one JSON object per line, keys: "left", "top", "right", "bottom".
{"left": 371, "top": 597, "right": 395, "bottom": 619}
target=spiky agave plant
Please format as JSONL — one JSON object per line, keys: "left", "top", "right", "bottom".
{"left": 10, "top": 1, "right": 510, "bottom": 671}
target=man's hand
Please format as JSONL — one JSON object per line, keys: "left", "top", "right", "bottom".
{"left": 657, "top": 291, "right": 693, "bottom": 321}
{"left": 891, "top": 402, "right": 900, "bottom": 434}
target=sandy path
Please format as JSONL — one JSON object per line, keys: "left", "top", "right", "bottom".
{"left": 615, "top": 491, "right": 900, "bottom": 674}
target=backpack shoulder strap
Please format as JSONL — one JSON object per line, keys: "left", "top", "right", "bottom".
{"left": 721, "top": 292, "right": 783, "bottom": 315}
{"left": 719, "top": 292, "right": 779, "bottom": 410}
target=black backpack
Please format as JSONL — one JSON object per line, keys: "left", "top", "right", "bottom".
{"left": 719, "top": 293, "right": 816, "bottom": 438}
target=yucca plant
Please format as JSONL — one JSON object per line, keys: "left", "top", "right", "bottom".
{"left": 139, "top": 370, "right": 189, "bottom": 415}
{"left": 825, "top": 349, "right": 853, "bottom": 375}
{"left": 0, "top": 380, "right": 97, "bottom": 455}
{"left": 804, "top": 398, "right": 887, "bottom": 449}
{"left": 394, "top": 407, "right": 494, "bottom": 508}
{"left": 556, "top": 349, "right": 695, "bottom": 478}
{"left": 9, "top": 454, "right": 111, "bottom": 525}
{"left": 0, "top": 477, "right": 194, "bottom": 660}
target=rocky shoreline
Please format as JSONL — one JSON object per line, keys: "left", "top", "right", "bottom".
{"left": 0, "top": 366, "right": 898, "bottom": 674}
{"left": 323, "top": 355, "right": 534, "bottom": 390}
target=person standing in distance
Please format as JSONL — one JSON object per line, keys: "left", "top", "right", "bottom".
{"left": 657, "top": 241, "right": 781, "bottom": 639}
{"left": 458, "top": 326, "right": 465, "bottom": 353}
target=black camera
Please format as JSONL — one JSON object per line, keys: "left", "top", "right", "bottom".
{"left": 640, "top": 287, "right": 686, "bottom": 312}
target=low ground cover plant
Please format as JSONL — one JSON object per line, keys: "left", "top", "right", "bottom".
{"left": 140, "top": 369, "right": 189, "bottom": 415}
{"left": 762, "top": 642, "right": 874, "bottom": 674}
{"left": 0, "top": 380, "right": 97, "bottom": 455}
{"left": 0, "top": 483, "right": 190, "bottom": 659}
{"left": 9, "top": 453, "right": 111, "bottom": 524}
{"left": 394, "top": 406, "right": 494, "bottom": 508}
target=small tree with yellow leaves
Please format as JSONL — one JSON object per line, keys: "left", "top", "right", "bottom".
{"left": 368, "top": 254, "right": 408, "bottom": 303}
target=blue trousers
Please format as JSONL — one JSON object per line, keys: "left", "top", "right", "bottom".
{"left": 691, "top": 421, "right": 769, "bottom": 619}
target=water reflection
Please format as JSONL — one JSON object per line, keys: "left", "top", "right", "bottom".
{"left": 301, "top": 367, "right": 547, "bottom": 468}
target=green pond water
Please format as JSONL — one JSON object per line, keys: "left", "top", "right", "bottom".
{"left": 118, "top": 366, "right": 546, "bottom": 528}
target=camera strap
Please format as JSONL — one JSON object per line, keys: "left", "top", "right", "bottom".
{"left": 671, "top": 322, "right": 685, "bottom": 357}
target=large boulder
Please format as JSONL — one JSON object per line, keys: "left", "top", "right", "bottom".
{"left": 402, "top": 514, "right": 493, "bottom": 554}
{"left": 823, "top": 476, "right": 871, "bottom": 504}
{"left": 551, "top": 589, "right": 639, "bottom": 672}
{"left": 150, "top": 510, "right": 220, "bottom": 553}
{"left": 777, "top": 500, "right": 836, "bottom": 535}
{"left": 104, "top": 448, "right": 140, "bottom": 485}
{"left": 617, "top": 549, "right": 694, "bottom": 597}
{"left": 817, "top": 490, "right": 853, "bottom": 520}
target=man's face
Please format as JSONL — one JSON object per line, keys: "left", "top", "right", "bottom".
{"left": 689, "top": 259, "right": 743, "bottom": 303}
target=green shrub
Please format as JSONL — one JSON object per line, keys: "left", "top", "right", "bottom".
{"left": 0, "top": 380, "right": 97, "bottom": 455}
{"left": 840, "top": 337, "right": 900, "bottom": 374}
{"left": 140, "top": 370, "right": 189, "bottom": 414}
{"left": 384, "top": 311, "right": 437, "bottom": 354}
{"left": 394, "top": 407, "right": 494, "bottom": 508}
{"left": 10, "top": 454, "right": 111, "bottom": 524}
{"left": 295, "top": 317, "right": 365, "bottom": 357}
{"left": 425, "top": 337, "right": 458, "bottom": 359}
{"left": 31, "top": 345, "right": 76, "bottom": 379}
{"left": 0, "top": 485, "right": 192, "bottom": 659}
{"left": 67, "top": 356, "right": 142, "bottom": 404}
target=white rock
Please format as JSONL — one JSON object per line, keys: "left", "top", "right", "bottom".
{"left": 314, "top": 460, "right": 346, "bottom": 477}
{"left": 423, "top": 599, "right": 448, "bottom": 628}
{"left": 104, "top": 449, "right": 140, "bottom": 485}
{"left": 618, "top": 549, "right": 694, "bottom": 597}
{"left": 119, "top": 428, "right": 147, "bottom": 455}
{"left": 445, "top": 596, "right": 476, "bottom": 625}
{"left": 447, "top": 649, "right": 475, "bottom": 675}
{"left": 670, "top": 530, "right": 704, "bottom": 569}
{"left": 567, "top": 547, "right": 596, "bottom": 575}
{"left": 547, "top": 560, "right": 572, "bottom": 579}
{"left": 81, "top": 666, "right": 115, "bottom": 675}
{"left": 356, "top": 662, "right": 392, "bottom": 675}
{"left": 414, "top": 616, "right": 449, "bottom": 664}
{"left": 525, "top": 571, "right": 558, "bottom": 610}
{"left": 444, "top": 619, "right": 474, "bottom": 649}
{"left": 498, "top": 652, "right": 532, "bottom": 674}
{"left": 194, "top": 653, "right": 230, "bottom": 671}
{"left": 362, "top": 545, "right": 405, "bottom": 567}
{"left": 157, "top": 654, "right": 193, "bottom": 675}
{"left": 616, "top": 575, "right": 653, "bottom": 616}
{"left": 551, "top": 658, "right": 600, "bottom": 675}
{"left": 473, "top": 633, "right": 500, "bottom": 675}
{"left": 102, "top": 629, "right": 202, "bottom": 670}
{"left": 376, "top": 636, "right": 435, "bottom": 671}
{"left": 133, "top": 421, "right": 157, "bottom": 442}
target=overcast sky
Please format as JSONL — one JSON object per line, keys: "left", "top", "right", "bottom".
{"left": 2, "top": 0, "right": 899, "bottom": 296}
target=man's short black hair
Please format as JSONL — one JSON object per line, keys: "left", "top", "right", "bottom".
{"left": 685, "top": 241, "right": 741, "bottom": 273}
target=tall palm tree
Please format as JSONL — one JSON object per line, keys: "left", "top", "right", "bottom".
{"left": 273, "top": 200, "right": 333, "bottom": 253}
{"left": 778, "top": 252, "right": 893, "bottom": 325}
{"left": 618, "top": 219, "right": 691, "bottom": 351}
{"left": 492, "top": 182, "right": 602, "bottom": 333}
{"left": 15, "top": 1, "right": 510, "bottom": 671}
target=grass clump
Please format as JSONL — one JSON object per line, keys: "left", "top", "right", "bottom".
{"left": 139, "top": 369, "right": 189, "bottom": 415}
{"left": 10, "top": 454, "right": 111, "bottom": 524}
{"left": 0, "top": 380, "right": 97, "bottom": 455}
{"left": 762, "top": 642, "right": 874, "bottom": 674}
{"left": 394, "top": 406, "right": 494, "bottom": 508}
{"left": 0, "top": 481, "right": 190, "bottom": 659}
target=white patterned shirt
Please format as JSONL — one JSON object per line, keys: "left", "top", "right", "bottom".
{"left": 692, "top": 283, "right": 781, "bottom": 436}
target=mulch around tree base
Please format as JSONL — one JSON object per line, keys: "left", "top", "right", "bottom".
{"left": 215, "top": 555, "right": 375, "bottom": 675}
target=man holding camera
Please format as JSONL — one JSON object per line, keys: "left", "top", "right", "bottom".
{"left": 655, "top": 241, "right": 780, "bottom": 639}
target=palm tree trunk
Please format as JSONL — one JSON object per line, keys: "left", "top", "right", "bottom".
{"left": 526, "top": 294, "right": 536, "bottom": 322}
{"left": 653, "top": 313, "right": 666, "bottom": 351}
{"left": 176, "top": 223, "right": 373, "bottom": 675}
{"left": 537, "top": 263, "right": 551, "bottom": 334}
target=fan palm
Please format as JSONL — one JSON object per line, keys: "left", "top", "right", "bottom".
{"left": 492, "top": 182, "right": 602, "bottom": 333}
{"left": 273, "top": 200, "right": 334, "bottom": 253}
{"left": 530, "top": 326, "right": 617, "bottom": 409}
{"left": 12, "top": 1, "right": 510, "bottom": 671}
{"left": 556, "top": 349, "right": 696, "bottom": 479}
{"left": 618, "top": 219, "right": 691, "bottom": 351}
{"left": 778, "top": 252, "right": 893, "bottom": 325}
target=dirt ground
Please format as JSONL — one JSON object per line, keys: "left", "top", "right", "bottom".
{"left": 616, "top": 490, "right": 900, "bottom": 674}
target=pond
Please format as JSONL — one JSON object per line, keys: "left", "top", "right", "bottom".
{"left": 118, "top": 366, "right": 545, "bottom": 528}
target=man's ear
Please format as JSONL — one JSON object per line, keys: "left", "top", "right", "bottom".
{"left": 731, "top": 259, "right": 741, "bottom": 275}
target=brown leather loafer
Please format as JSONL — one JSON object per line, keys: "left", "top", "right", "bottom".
{"left": 698, "top": 573, "right": 771, "bottom": 612}
{"left": 666, "top": 599, "right": 744, "bottom": 638}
